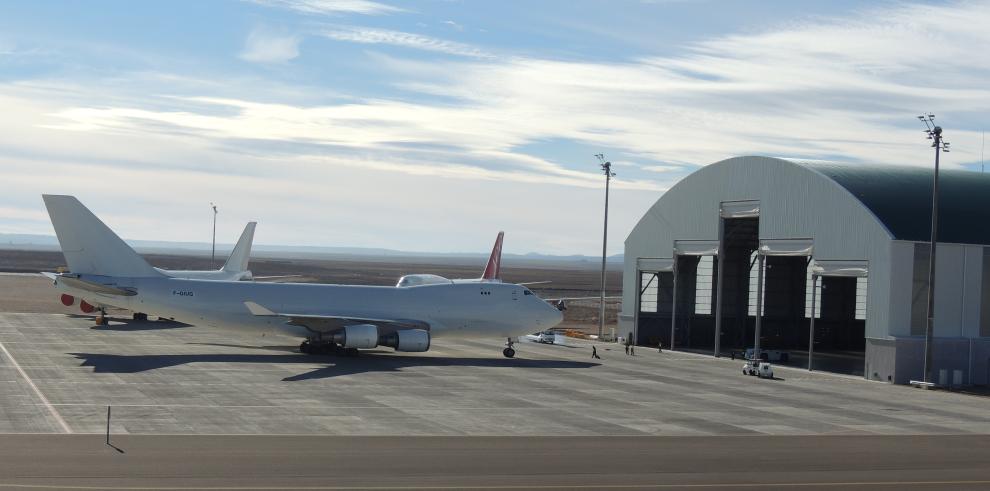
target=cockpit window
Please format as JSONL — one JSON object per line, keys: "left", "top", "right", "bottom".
{"left": 523, "top": 289, "right": 533, "bottom": 296}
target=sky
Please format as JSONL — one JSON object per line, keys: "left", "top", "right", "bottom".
{"left": 1, "top": 0, "right": 988, "bottom": 256}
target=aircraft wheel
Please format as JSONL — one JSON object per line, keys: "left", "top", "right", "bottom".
{"left": 300, "top": 341, "right": 311, "bottom": 354}
{"left": 503, "top": 347, "right": 515, "bottom": 358}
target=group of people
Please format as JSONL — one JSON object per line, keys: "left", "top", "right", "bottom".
{"left": 591, "top": 332, "right": 663, "bottom": 359}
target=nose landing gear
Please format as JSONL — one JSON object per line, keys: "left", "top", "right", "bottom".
{"left": 502, "top": 337, "right": 516, "bottom": 358}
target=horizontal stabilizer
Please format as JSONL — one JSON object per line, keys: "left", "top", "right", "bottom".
{"left": 54, "top": 274, "right": 137, "bottom": 296}
{"left": 252, "top": 274, "right": 304, "bottom": 282}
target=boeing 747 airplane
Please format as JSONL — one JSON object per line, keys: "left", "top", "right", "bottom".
{"left": 42, "top": 195, "right": 562, "bottom": 358}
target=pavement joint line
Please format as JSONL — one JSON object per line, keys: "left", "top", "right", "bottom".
{"left": 31, "top": 404, "right": 596, "bottom": 409}
{"left": 0, "top": 338, "right": 71, "bottom": 434}
{"left": 1, "top": 480, "right": 990, "bottom": 489}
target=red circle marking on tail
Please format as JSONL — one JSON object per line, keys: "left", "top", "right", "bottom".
{"left": 60, "top": 294, "right": 75, "bottom": 307}
{"left": 79, "top": 300, "right": 95, "bottom": 313}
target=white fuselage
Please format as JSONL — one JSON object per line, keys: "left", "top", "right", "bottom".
{"left": 66, "top": 275, "right": 562, "bottom": 340}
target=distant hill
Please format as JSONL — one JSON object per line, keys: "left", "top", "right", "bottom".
{"left": 0, "top": 233, "right": 624, "bottom": 267}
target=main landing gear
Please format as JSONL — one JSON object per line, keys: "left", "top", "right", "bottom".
{"left": 503, "top": 337, "right": 516, "bottom": 358}
{"left": 94, "top": 308, "right": 109, "bottom": 326}
{"left": 300, "top": 339, "right": 358, "bottom": 357}
{"left": 132, "top": 312, "right": 148, "bottom": 321}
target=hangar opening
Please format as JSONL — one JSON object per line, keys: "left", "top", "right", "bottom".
{"left": 671, "top": 241, "right": 718, "bottom": 352}
{"left": 805, "top": 261, "right": 868, "bottom": 376}
{"left": 745, "top": 240, "right": 811, "bottom": 368}
{"left": 714, "top": 203, "right": 759, "bottom": 357}
{"left": 635, "top": 258, "right": 673, "bottom": 347}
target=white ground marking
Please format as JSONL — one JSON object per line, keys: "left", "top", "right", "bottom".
{"left": 0, "top": 339, "right": 72, "bottom": 433}
{"left": 0, "top": 479, "right": 989, "bottom": 489}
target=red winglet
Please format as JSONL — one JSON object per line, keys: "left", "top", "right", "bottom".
{"left": 481, "top": 231, "right": 504, "bottom": 281}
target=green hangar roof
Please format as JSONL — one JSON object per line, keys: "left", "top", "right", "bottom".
{"left": 796, "top": 160, "right": 990, "bottom": 245}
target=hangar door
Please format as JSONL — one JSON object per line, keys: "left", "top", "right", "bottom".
{"left": 635, "top": 258, "right": 673, "bottom": 347}
{"left": 807, "top": 260, "right": 868, "bottom": 376}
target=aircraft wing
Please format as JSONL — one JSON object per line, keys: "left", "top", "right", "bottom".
{"left": 244, "top": 301, "right": 430, "bottom": 332}
{"left": 539, "top": 295, "right": 621, "bottom": 312}
{"left": 544, "top": 296, "right": 622, "bottom": 301}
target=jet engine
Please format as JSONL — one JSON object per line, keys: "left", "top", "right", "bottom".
{"left": 79, "top": 300, "right": 95, "bottom": 314}
{"left": 331, "top": 324, "right": 379, "bottom": 349}
{"left": 379, "top": 329, "right": 430, "bottom": 352}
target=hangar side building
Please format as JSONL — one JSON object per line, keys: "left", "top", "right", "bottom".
{"left": 620, "top": 156, "right": 990, "bottom": 384}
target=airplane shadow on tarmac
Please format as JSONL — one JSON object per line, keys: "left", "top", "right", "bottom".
{"left": 69, "top": 350, "right": 600, "bottom": 381}
{"left": 89, "top": 319, "right": 192, "bottom": 332}
{"left": 66, "top": 314, "right": 193, "bottom": 332}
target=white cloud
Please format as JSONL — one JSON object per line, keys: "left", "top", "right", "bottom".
{"left": 443, "top": 20, "right": 464, "bottom": 32}
{"left": 249, "top": 0, "right": 402, "bottom": 15}
{"left": 40, "top": 2, "right": 990, "bottom": 193}
{"left": 320, "top": 26, "right": 493, "bottom": 58}
{"left": 239, "top": 29, "right": 300, "bottom": 63}
{"left": 6, "top": 1, "right": 990, "bottom": 254}
{"left": 0, "top": 206, "right": 48, "bottom": 222}
{"left": 0, "top": 87, "right": 660, "bottom": 254}
{"left": 641, "top": 165, "right": 680, "bottom": 173}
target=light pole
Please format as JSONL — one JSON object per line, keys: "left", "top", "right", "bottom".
{"left": 595, "top": 154, "right": 615, "bottom": 341}
{"left": 210, "top": 202, "right": 218, "bottom": 269}
{"left": 918, "top": 114, "right": 950, "bottom": 385}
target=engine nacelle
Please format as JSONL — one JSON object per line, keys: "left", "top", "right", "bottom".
{"left": 331, "top": 324, "right": 379, "bottom": 349}
{"left": 379, "top": 329, "right": 431, "bottom": 352}
{"left": 79, "top": 300, "right": 95, "bottom": 314}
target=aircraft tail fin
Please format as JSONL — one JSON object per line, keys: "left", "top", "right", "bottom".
{"left": 221, "top": 222, "right": 256, "bottom": 273}
{"left": 481, "top": 231, "right": 504, "bottom": 281}
{"left": 42, "top": 195, "right": 162, "bottom": 278}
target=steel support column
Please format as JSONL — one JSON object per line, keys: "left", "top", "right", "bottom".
{"left": 753, "top": 253, "right": 765, "bottom": 359}
{"left": 808, "top": 274, "right": 818, "bottom": 371}
{"left": 670, "top": 259, "right": 678, "bottom": 351}
{"left": 714, "top": 217, "right": 725, "bottom": 357}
